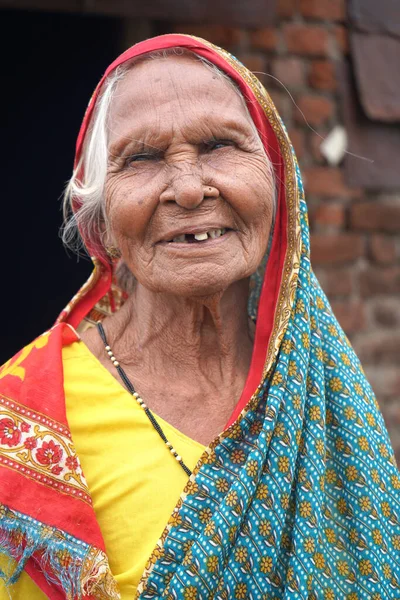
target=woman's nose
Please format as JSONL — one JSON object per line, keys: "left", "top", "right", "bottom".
{"left": 173, "top": 171, "right": 204, "bottom": 209}
{"left": 160, "top": 165, "right": 219, "bottom": 209}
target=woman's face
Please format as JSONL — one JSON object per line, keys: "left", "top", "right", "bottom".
{"left": 105, "top": 55, "right": 274, "bottom": 297}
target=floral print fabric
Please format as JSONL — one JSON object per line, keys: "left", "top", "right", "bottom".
{"left": 0, "top": 395, "right": 91, "bottom": 504}
{"left": 138, "top": 163, "right": 400, "bottom": 599}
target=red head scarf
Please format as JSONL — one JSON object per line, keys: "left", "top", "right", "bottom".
{"left": 59, "top": 33, "right": 294, "bottom": 427}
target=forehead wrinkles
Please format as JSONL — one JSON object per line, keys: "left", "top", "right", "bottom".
{"left": 107, "top": 56, "right": 254, "bottom": 147}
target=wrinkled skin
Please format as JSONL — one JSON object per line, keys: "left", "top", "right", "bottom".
{"left": 82, "top": 55, "right": 274, "bottom": 444}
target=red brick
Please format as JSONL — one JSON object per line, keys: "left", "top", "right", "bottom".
{"left": 309, "top": 60, "right": 337, "bottom": 90}
{"left": 330, "top": 300, "right": 366, "bottom": 334}
{"left": 174, "top": 25, "right": 244, "bottom": 47}
{"left": 350, "top": 201, "right": 400, "bottom": 232}
{"left": 311, "top": 233, "right": 364, "bottom": 265}
{"left": 288, "top": 128, "right": 305, "bottom": 159}
{"left": 391, "top": 439, "right": 400, "bottom": 466}
{"left": 277, "top": 0, "right": 297, "bottom": 18}
{"left": 364, "top": 366, "right": 400, "bottom": 400}
{"left": 354, "top": 332, "right": 400, "bottom": 364}
{"left": 296, "top": 95, "right": 334, "bottom": 126}
{"left": 373, "top": 299, "right": 400, "bottom": 328}
{"left": 381, "top": 400, "right": 400, "bottom": 426}
{"left": 314, "top": 267, "right": 354, "bottom": 296}
{"left": 334, "top": 25, "right": 349, "bottom": 55}
{"left": 309, "top": 203, "right": 346, "bottom": 228}
{"left": 271, "top": 57, "right": 305, "bottom": 88}
{"left": 359, "top": 266, "right": 400, "bottom": 297}
{"left": 380, "top": 402, "right": 400, "bottom": 460}
{"left": 303, "top": 167, "right": 361, "bottom": 198}
{"left": 310, "top": 132, "right": 325, "bottom": 162}
{"left": 299, "top": 0, "right": 346, "bottom": 21}
{"left": 250, "top": 28, "right": 278, "bottom": 51}
{"left": 284, "top": 25, "right": 329, "bottom": 56}
{"left": 237, "top": 53, "right": 267, "bottom": 75}
{"left": 268, "top": 89, "right": 292, "bottom": 120}
{"left": 369, "top": 234, "right": 398, "bottom": 265}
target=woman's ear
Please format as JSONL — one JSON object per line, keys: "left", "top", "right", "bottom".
{"left": 106, "top": 246, "right": 122, "bottom": 260}
{"left": 101, "top": 224, "right": 121, "bottom": 260}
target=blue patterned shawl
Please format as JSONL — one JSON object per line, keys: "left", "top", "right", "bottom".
{"left": 120, "top": 38, "right": 400, "bottom": 600}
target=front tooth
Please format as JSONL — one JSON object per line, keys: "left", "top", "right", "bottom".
{"left": 208, "top": 230, "right": 217, "bottom": 239}
{"left": 194, "top": 232, "right": 208, "bottom": 241}
{"left": 173, "top": 234, "right": 186, "bottom": 243}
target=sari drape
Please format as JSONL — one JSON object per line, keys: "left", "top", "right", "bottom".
{"left": 0, "top": 34, "right": 399, "bottom": 600}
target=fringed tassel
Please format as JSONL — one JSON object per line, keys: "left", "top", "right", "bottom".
{"left": 0, "top": 503, "right": 120, "bottom": 599}
{"left": 81, "top": 548, "right": 121, "bottom": 600}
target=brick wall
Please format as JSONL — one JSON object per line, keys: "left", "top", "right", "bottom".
{"left": 170, "top": 0, "right": 400, "bottom": 455}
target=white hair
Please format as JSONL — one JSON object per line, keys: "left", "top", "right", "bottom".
{"left": 62, "top": 48, "right": 276, "bottom": 257}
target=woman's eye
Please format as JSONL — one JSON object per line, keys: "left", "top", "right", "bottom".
{"left": 124, "top": 151, "right": 164, "bottom": 167}
{"left": 127, "top": 153, "right": 153, "bottom": 164}
{"left": 205, "top": 140, "right": 232, "bottom": 152}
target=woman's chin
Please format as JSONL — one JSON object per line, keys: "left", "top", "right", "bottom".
{"left": 146, "top": 270, "right": 238, "bottom": 299}
{"left": 161, "top": 279, "right": 229, "bottom": 298}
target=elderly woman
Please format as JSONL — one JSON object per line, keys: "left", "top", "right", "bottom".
{"left": 0, "top": 34, "right": 399, "bottom": 600}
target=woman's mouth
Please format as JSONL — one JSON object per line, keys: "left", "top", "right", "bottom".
{"left": 166, "top": 228, "right": 230, "bottom": 244}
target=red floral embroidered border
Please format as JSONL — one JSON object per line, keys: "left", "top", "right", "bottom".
{"left": 0, "top": 396, "right": 91, "bottom": 504}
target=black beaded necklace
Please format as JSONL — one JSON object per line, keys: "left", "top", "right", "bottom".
{"left": 96, "top": 322, "right": 192, "bottom": 477}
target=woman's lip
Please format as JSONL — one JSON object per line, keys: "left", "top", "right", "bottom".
{"left": 157, "top": 226, "right": 232, "bottom": 243}
{"left": 157, "top": 230, "right": 235, "bottom": 248}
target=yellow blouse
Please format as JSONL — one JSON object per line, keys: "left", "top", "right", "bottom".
{"left": 0, "top": 340, "right": 204, "bottom": 599}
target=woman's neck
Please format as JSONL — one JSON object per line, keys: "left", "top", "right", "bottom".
{"left": 81, "top": 278, "right": 254, "bottom": 443}
{"left": 102, "top": 278, "right": 253, "bottom": 385}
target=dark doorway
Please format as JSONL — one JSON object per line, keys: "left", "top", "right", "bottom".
{"left": 1, "top": 9, "right": 122, "bottom": 363}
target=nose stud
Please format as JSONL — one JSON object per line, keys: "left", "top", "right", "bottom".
{"left": 204, "top": 185, "right": 219, "bottom": 197}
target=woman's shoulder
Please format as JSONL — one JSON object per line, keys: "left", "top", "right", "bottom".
{"left": 0, "top": 330, "right": 52, "bottom": 375}
{"left": 1, "top": 323, "right": 79, "bottom": 370}
{"left": 0, "top": 324, "right": 79, "bottom": 403}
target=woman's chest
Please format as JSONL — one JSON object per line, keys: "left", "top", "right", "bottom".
{"left": 127, "top": 373, "right": 243, "bottom": 446}
{"left": 63, "top": 348, "right": 205, "bottom": 598}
